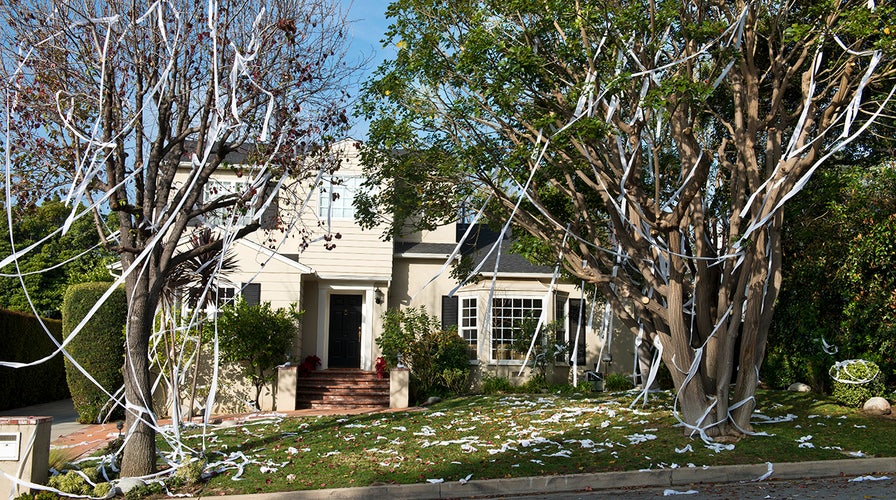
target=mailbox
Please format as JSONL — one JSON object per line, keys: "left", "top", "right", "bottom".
{"left": 0, "top": 433, "right": 20, "bottom": 461}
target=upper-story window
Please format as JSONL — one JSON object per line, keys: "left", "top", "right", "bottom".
{"left": 203, "top": 179, "right": 254, "bottom": 227}
{"left": 319, "top": 175, "right": 362, "bottom": 219}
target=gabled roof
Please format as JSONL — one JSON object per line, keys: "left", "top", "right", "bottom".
{"left": 395, "top": 224, "right": 553, "bottom": 276}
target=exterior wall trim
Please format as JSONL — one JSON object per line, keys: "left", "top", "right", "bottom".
{"left": 316, "top": 283, "right": 376, "bottom": 371}
{"left": 234, "top": 239, "right": 313, "bottom": 273}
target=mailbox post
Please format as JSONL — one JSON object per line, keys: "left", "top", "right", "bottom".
{"left": 0, "top": 416, "right": 52, "bottom": 498}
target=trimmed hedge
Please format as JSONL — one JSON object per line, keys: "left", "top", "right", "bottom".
{"left": 62, "top": 282, "right": 127, "bottom": 423}
{"left": 0, "top": 309, "right": 69, "bottom": 410}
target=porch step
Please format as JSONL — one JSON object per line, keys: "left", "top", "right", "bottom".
{"left": 294, "top": 369, "right": 389, "bottom": 410}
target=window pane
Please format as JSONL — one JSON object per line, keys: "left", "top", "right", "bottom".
{"left": 320, "top": 176, "right": 361, "bottom": 219}
{"left": 203, "top": 180, "right": 255, "bottom": 227}
{"left": 490, "top": 297, "right": 542, "bottom": 361}
{"left": 461, "top": 297, "right": 477, "bottom": 360}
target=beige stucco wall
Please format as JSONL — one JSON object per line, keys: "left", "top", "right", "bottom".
{"left": 390, "top": 254, "right": 638, "bottom": 386}
{"left": 293, "top": 140, "right": 393, "bottom": 280}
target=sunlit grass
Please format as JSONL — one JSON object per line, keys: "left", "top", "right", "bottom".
{"left": 155, "top": 390, "right": 896, "bottom": 496}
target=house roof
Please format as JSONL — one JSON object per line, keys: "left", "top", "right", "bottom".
{"left": 469, "top": 244, "right": 554, "bottom": 275}
{"left": 394, "top": 242, "right": 458, "bottom": 257}
{"left": 394, "top": 224, "right": 554, "bottom": 276}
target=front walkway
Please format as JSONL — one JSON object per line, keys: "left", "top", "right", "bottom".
{"left": 1, "top": 399, "right": 417, "bottom": 460}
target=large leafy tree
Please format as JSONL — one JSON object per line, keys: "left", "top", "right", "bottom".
{"left": 1, "top": 0, "right": 356, "bottom": 476}
{"left": 767, "top": 162, "right": 896, "bottom": 392}
{"left": 0, "top": 200, "right": 112, "bottom": 318}
{"left": 358, "top": 0, "right": 896, "bottom": 440}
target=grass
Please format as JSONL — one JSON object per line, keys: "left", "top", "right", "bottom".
{"left": 99, "top": 390, "right": 896, "bottom": 496}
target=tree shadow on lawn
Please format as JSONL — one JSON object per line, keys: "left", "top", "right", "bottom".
{"left": 173, "top": 391, "right": 896, "bottom": 495}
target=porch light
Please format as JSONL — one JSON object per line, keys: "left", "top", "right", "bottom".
{"left": 375, "top": 288, "right": 384, "bottom": 304}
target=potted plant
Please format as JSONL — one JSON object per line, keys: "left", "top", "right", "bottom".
{"left": 375, "top": 356, "right": 387, "bottom": 379}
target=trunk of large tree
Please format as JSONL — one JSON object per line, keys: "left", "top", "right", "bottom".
{"left": 645, "top": 221, "right": 781, "bottom": 440}
{"left": 120, "top": 266, "right": 159, "bottom": 478}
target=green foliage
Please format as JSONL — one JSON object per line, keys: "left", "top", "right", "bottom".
{"left": 47, "top": 470, "right": 90, "bottom": 495}
{"left": 480, "top": 374, "right": 514, "bottom": 394}
{"left": 92, "top": 482, "right": 112, "bottom": 498}
{"left": 440, "top": 367, "right": 471, "bottom": 395}
{"left": 605, "top": 373, "right": 635, "bottom": 392}
{"left": 0, "top": 200, "right": 113, "bottom": 319}
{"left": 518, "top": 375, "right": 549, "bottom": 393}
{"left": 831, "top": 360, "right": 888, "bottom": 408}
{"left": 123, "top": 482, "right": 164, "bottom": 500}
{"left": 377, "top": 307, "right": 430, "bottom": 368}
{"left": 0, "top": 309, "right": 68, "bottom": 410}
{"left": 218, "top": 299, "right": 300, "bottom": 408}
{"left": 173, "top": 457, "right": 207, "bottom": 485}
{"left": 376, "top": 307, "right": 471, "bottom": 399}
{"left": 770, "top": 164, "right": 896, "bottom": 393}
{"left": 13, "top": 492, "right": 59, "bottom": 500}
{"left": 511, "top": 318, "right": 568, "bottom": 383}
{"left": 61, "top": 282, "right": 126, "bottom": 423}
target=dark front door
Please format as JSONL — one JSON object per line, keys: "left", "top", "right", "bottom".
{"left": 328, "top": 294, "right": 362, "bottom": 368}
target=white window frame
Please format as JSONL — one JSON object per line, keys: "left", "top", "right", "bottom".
{"left": 460, "top": 296, "right": 478, "bottom": 363}
{"left": 319, "top": 175, "right": 362, "bottom": 220}
{"left": 490, "top": 296, "right": 544, "bottom": 364}
{"left": 203, "top": 179, "right": 255, "bottom": 228}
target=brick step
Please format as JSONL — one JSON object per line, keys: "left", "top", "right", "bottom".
{"left": 293, "top": 369, "right": 389, "bottom": 410}
{"left": 296, "top": 377, "right": 389, "bottom": 389}
{"left": 295, "top": 388, "right": 388, "bottom": 399}
{"left": 299, "top": 393, "right": 389, "bottom": 404}
{"left": 297, "top": 403, "right": 388, "bottom": 410}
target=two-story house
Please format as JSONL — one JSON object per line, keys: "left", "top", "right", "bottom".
{"left": 175, "top": 139, "right": 636, "bottom": 413}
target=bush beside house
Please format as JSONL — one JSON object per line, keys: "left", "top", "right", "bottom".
{"left": 377, "top": 307, "right": 471, "bottom": 400}
{"left": 217, "top": 299, "right": 300, "bottom": 410}
{"left": 0, "top": 308, "right": 68, "bottom": 410}
{"left": 61, "top": 282, "right": 127, "bottom": 423}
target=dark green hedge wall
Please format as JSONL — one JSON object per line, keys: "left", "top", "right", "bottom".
{"left": 0, "top": 308, "right": 69, "bottom": 410}
{"left": 61, "top": 282, "right": 126, "bottom": 423}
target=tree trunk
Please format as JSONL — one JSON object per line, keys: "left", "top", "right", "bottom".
{"left": 120, "top": 272, "right": 158, "bottom": 478}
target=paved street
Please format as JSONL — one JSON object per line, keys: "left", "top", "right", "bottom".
{"left": 502, "top": 475, "right": 895, "bottom": 499}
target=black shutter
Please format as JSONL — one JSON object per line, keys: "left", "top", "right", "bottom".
{"left": 242, "top": 282, "right": 261, "bottom": 306}
{"left": 441, "top": 295, "right": 459, "bottom": 330}
{"left": 569, "top": 298, "right": 587, "bottom": 365}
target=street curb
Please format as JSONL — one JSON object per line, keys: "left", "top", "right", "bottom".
{"left": 209, "top": 457, "right": 896, "bottom": 499}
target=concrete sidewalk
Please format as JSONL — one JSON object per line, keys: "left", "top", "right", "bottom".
{"left": 0, "top": 399, "right": 121, "bottom": 459}
{"left": 0, "top": 399, "right": 88, "bottom": 442}
{"left": 2, "top": 399, "right": 417, "bottom": 459}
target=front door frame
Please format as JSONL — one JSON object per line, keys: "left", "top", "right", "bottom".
{"left": 317, "top": 283, "right": 375, "bottom": 371}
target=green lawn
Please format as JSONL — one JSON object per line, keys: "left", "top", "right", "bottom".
{"left": 150, "top": 390, "right": 895, "bottom": 496}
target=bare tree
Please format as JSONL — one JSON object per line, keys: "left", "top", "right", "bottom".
{"left": 1, "top": 0, "right": 357, "bottom": 476}
{"left": 358, "top": 0, "right": 896, "bottom": 440}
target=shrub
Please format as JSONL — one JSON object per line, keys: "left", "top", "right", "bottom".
{"left": 410, "top": 328, "right": 471, "bottom": 398}
{"left": 376, "top": 307, "right": 472, "bottom": 399}
{"left": 440, "top": 367, "right": 470, "bottom": 395}
{"left": 173, "top": 456, "right": 207, "bottom": 485}
{"left": 92, "top": 482, "right": 113, "bottom": 498}
{"left": 48, "top": 470, "right": 90, "bottom": 495}
{"left": 0, "top": 309, "right": 68, "bottom": 410}
{"left": 831, "top": 360, "right": 887, "bottom": 408}
{"left": 480, "top": 374, "right": 514, "bottom": 394}
{"left": 61, "top": 282, "right": 126, "bottom": 423}
{"left": 377, "top": 307, "right": 435, "bottom": 368}
{"left": 604, "top": 373, "right": 634, "bottom": 392}
{"left": 511, "top": 318, "right": 568, "bottom": 383}
{"left": 218, "top": 299, "right": 300, "bottom": 409}
{"left": 518, "top": 375, "right": 549, "bottom": 393}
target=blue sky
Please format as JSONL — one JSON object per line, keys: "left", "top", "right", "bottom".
{"left": 341, "top": 1, "right": 395, "bottom": 139}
